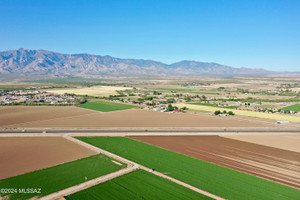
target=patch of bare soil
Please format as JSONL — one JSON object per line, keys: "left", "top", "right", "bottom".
{"left": 0, "top": 137, "right": 96, "bottom": 179}
{"left": 223, "top": 134, "right": 300, "bottom": 153}
{"left": 0, "top": 106, "right": 94, "bottom": 127}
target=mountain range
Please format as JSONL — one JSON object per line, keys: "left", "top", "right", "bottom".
{"left": 0, "top": 48, "right": 272, "bottom": 76}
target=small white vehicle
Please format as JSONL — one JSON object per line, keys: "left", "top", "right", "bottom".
{"left": 277, "top": 121, "right": 289, "bottom": 124}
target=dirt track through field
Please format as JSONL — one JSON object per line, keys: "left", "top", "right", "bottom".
{"left": 0, "top": 137, "right": 96, "bottom": 179}
{"left": 129, "top": 136, "right": 300, "bottom": 188}
{"left": 0, "top": 106, "right": 274, "bottom": 128}
{"left": 40, "top": 166, "right": 137, "bottom": 200}
{"left": 53, "top": 136, "right": 225, "bottom": 200}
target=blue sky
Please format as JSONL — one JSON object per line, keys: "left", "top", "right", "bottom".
{"left": 0, "top": 0, "right": 299, "bottom": 71}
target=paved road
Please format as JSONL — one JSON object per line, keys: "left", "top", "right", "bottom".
{"left": 0, "top": 128, "right": 299, "bottom": 134}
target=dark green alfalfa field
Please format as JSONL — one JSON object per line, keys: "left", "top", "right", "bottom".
{"left": 78, "top": 100, "right": 137, "bottom": 112}
{"left": 67, "top": 169, "right": 212, "bottom": 200}
{"left": 0, "top": 154, "right": 125, "bottom": 200}
{"left": 77, "top": 137, "right": 300, "bottom": 200}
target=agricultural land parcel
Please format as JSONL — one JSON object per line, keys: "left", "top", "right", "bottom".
{"left": 191, "top": 102, "right": 238, "bottom": 109}
{"left": 156, "top": 87, "right": 220, "bottom": 95}
{"left": 0, "top": 154, "right": 126, "bottom": 200}
{"left": 175, "top": 103, "right": 300, "bottom": 122}
{"left": 223, "top": 134, "right": 300, "bottom": 153}
{"left": 130, "top": 136, "right": 300, "bottom": 188}
{"left": 0, "top": 106, "right": 93, "bottom": 127}
{"left": 282, "top": 103, "right": 300, "bottom": 111}
{"left": 0, "top": 107, "right": 272, "bottom": 128}
{"left": 78, "top": 101, "right": 137, "bottom": 112}
{"left": 77, "top": 137, "right": 300, "bottom": 200}
{"left": 0, "top": 137, "right": 96, "bottom": 179}
{"left": 44, "top": 85, "right": 132, "bottom": 97}
{"left": 67, "top": 169, "right": 211, "bottom": 200}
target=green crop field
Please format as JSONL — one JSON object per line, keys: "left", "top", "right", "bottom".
{"left": 77, "top": 137, "right": 300, "bottom": 200}
{"left": 68, "top": 169, "right": 211, "bottom": 200}
{"left": 282, "top": 103, "right": 300, "bottom": 111}
{"left": 78, "top": 101, "right": 137, "bottom": 112}
{"left": 0, "top": 154, "right": 126, "bottom": 200}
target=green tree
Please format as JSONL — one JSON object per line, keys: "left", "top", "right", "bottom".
{"left": 167, "top": 104, "right": 174, "bottom": 111}
{"left": 228, "top": 111, "right": 234, "bottom": 115}
{"left": 214, "top": 110, "right": 221, "bottom": 115}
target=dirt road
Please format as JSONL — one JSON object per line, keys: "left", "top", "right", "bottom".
{"left": 39, "top": 166, "right": 137, "bottom": 200}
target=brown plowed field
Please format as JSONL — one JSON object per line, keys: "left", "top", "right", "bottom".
{"left": 0, "top": 106, "right": 273, "bottom": 128}
{"left": 0, "top": 137, "right": 96, "bottom": 179}
{"left": 0, "top": 106, "right": 94, "bottom": 127}
{"left": 129, "top": 136, "right": 300, "bottom": 188}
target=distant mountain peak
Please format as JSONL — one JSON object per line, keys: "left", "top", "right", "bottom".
{"left": 0, "top": 48, "right": 272, "bottom": 76}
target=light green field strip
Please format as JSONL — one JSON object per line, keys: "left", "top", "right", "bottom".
{"left": 67, "top": 169, "right": 212, "bottom": 200}
{"left": 78, "top": 101, "right": 137, "bottom": 112}
{"left": 77, "top": 137, "right": 300, "bottom": 200}
{"left": 282, "top": 103, "right": 300, "bottom": 111}
{"left": 44, "top": 86, "right": 132, "bottom": 97}
{"left": 0, "top": 154, "right": 126, "bottom": 200}
{"left": 175, "top": 103, "right": 300, "bottom": 122}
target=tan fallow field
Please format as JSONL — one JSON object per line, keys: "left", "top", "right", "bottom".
{"left": 0, "top": 106, "right": 94, "bottom": 127}
{"left": 0, "top": 136, "right": 96, "bottom": 180}
{"left": 0, "top": 106, "right": 275, "bottom": 128}
{"left": 222, "top": 134, "right": 300, "bottom": 153}
{"left": 129, "top": 136, "right": 300, "bottom": 189}
{"left": 44, "top": 86, "right": 132, "bottom": 97}
{"left": 175, "top": 103, "right": 300, "bottom": 122}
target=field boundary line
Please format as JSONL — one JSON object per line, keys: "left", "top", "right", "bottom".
{"left": 64, "top": 136, "right": 225, "bottom": 200}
